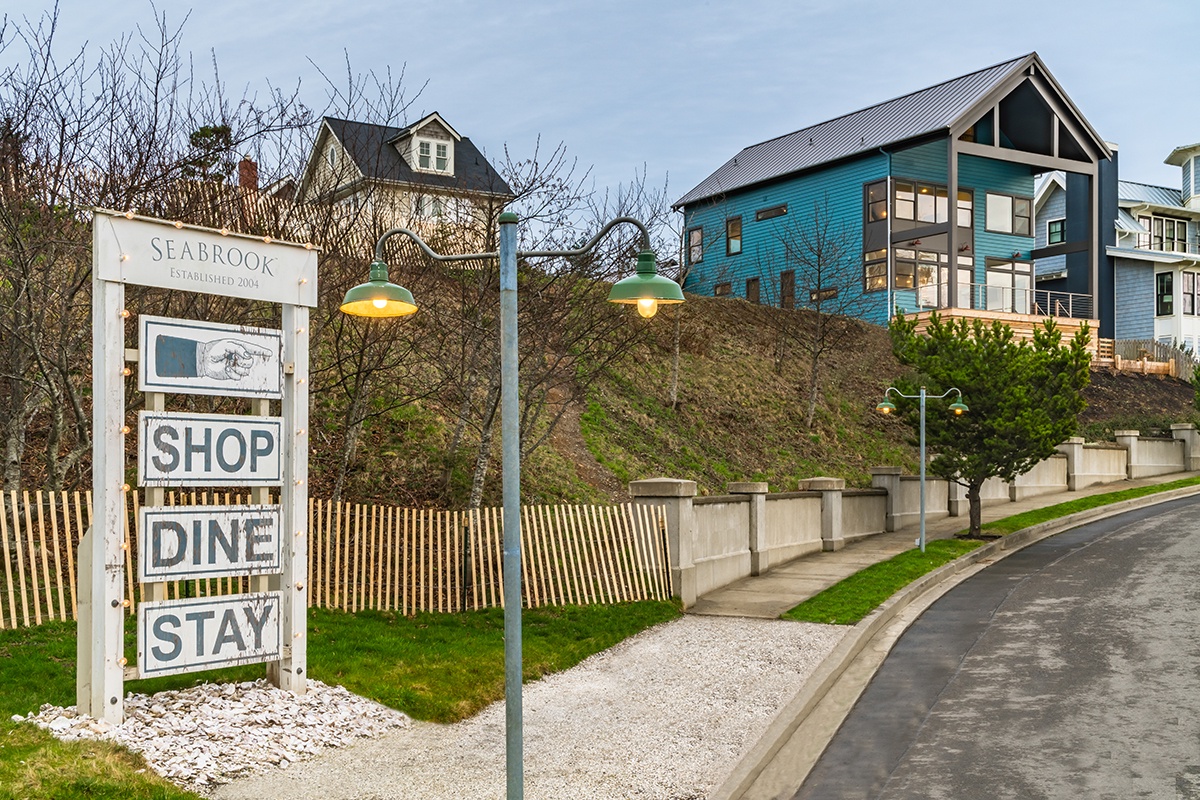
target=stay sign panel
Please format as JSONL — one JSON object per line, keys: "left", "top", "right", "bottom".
{"left": 138, "top": 593, "right": 281, "bottom": 677}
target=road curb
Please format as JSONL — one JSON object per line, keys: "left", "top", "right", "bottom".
{"left": 709, "top": 482, "right": 1200, "bottom": 800}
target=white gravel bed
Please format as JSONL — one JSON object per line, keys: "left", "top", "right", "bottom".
{"left": 208, "top": 615, "right": 847, "bottom": 800}
{"left": 16, "top": 679, "right": 409, "bottom": 790}
{"left": 17, "top": 616, "right": 843, "bottom": 798}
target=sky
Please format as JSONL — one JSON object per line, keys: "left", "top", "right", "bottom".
{"left": 4, "top": 0, "right": 1199, "bottom": 210}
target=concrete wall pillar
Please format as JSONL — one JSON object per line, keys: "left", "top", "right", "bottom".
{"left": 1056, "top": 437, "right": 1085, "bottom": 490}
{"left": 800, "top": 477, "right": 846, "bottom": 551}
{"left": 870, "top": 467, "right": 903, "bottom": 531}
{"left": 728, "top": 481, "right": 769, "bottom": 575}
{"left": 1171, "top": 424, "right": 1200, "bottom": 471}
{"left": 947, "top": 480, "right": 968, "bottom": 516}
{"left": 629, "top": 478, "right": 698, "bottom": 608}
{"left": 1114, "top": 430, "right": 1139, "bottom": 479}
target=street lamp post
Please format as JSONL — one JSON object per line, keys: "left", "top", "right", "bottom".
{"left": 341, "top": 212, "right": 683, "bottom": 799}
{"left": 876, "top": 386, "right": 967, "bottom": 553}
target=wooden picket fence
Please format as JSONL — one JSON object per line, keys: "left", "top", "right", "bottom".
{"left": 0, "top": 490, "right": 672, "bottom": 629}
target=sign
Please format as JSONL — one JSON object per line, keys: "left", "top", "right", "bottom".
{"left": 138, "top": 593, "right": 281, "bottom": 677}
{"left": 93, "top": 210, "right": 318, "bottom": 307}
{"left": 138, "top": 411, "right": 283, "bottom": 487}
{"left": 138, "top": 505, "right": 282, "bottom": 582}
{"left": 139, "top": 316, "right": 283, "bottom": 399}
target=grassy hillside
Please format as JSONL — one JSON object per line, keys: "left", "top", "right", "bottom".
{"left": 314, "top": 295, "right": 1200, "bottom": 505}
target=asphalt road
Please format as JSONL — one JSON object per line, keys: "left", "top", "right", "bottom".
{"left": 792, "top": 495, "right": 1200, "bottom": 800}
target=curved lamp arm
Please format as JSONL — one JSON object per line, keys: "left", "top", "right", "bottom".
{"left": 372, "top": 215, "right": 653, "bottom": 263}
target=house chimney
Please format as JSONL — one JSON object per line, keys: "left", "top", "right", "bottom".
{"left": 238, "top": 157, "right": 258, "bottom": 190}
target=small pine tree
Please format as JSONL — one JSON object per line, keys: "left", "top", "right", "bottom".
{"left": 889, "top": 312, "right": 1092, "bottom": 537}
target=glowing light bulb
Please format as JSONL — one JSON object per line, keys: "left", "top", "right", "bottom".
{"left": 636, "top": 298, "right": 659, "bottom": 319}
{"left": 372, "top": 297, "right": 388, "bottom": 310}
{"left": 173, "top": 221, "right": 184, "bottom": 229}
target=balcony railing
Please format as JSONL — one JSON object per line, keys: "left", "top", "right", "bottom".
{"left": 906, "top": 282, "right": 1093, "bottom": 320}
{"left": 1132, "top": 237, "right": 1200, "bottom": 256}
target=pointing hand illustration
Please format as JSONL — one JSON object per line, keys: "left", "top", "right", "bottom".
{"left": 197, "top": 338, "right": 272, "bottom": 381}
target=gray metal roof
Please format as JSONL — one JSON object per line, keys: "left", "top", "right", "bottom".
{"left": 1115, "top": 208, "right": 1147, "bottom": 233}
{"left": 324, "top": 116, "right": 513, "bottom": 197}
{"left": 675, "top": 54, "right": 1035, "bottom": 208}
{"left": 1118, "top": 180, "right": 1183, "bottom": 210}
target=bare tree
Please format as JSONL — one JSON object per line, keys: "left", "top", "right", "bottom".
{"left": 752, "top": 196, "right": 871, "bottom": 429}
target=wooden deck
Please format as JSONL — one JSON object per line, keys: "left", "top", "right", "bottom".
{"left": 907, "top": 308, "right": 1101, "bottom": 355}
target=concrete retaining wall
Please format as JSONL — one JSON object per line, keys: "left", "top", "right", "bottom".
{"left": 630, "top": 426, "right": 1198, "bottom": 607}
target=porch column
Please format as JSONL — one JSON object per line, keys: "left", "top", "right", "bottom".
{"left": 947, "top": 137, "right": 959, "bottom": 309}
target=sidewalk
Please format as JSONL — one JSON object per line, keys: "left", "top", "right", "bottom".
{"left": 687, "top": 471, "right": 1199, "bottom": 619}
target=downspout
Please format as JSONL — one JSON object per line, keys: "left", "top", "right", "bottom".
{"left": 881, "top": 147, "right": 892, "bottom": 324}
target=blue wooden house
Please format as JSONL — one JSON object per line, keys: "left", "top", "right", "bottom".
{"left": 675, "top": 53, "right": 1111, "bottom": 340}
{"left": 1037, "top": 145, "right": 1200, "bottom": 349}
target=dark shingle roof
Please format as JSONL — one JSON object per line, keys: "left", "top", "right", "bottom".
{"left": 325, "top": 116, "right": 513, "bottom": 197}
{"left": 675, "top": 54, "right": 1033, "bottom": 208}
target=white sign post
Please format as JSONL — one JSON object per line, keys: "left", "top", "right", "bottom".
{"left": 81, "top": 210, "right": 315, "bottom": 722}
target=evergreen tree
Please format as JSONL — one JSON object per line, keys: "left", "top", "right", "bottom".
{"left": 889, "top": 312, "right": 1091, "bottom": 537}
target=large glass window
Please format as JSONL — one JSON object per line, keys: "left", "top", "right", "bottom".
{"left": 726, "top": 217, "right": 742, "bottom": 256}
{"left": 984, "top": 259, "right": 1032, "bottom": 314}
{"left": 985, "top": 193, "right": 1033, "bottom": 235}
{"left": 1157, "top": 272, "right": 1174, "bottom": 316}
{"left": 1184, "top": 272, "right": 1196, "bottom": 315}
{"left": 687, "top": 227, "right": 703, "bottom": 264}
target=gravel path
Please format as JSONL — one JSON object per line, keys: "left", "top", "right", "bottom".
{"left": 210, "top": 615, "right": 846, "bottom": 800}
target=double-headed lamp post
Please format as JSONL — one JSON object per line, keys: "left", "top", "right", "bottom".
{"left": 876, "top": 386, "right": 968, "bottom": 553}
{"left": 340, "top": 211, "right": 683, "bottom": 800}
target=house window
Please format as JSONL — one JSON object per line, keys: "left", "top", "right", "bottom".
{"left": 415, "top": 137, "right": 452, "bottom": 173}
{"left": 687, "top": 227, "right": 703, "bottom": 264}
{"left": 985, "top": 193, "right": 1032, "bottom": 235}
{"left": 1139, "top": 215, "right": 1188, "bottom": 252}
{"left": 726, "top": 217, "right": 742, "bottom": 256}
{"left": 985, "top": 259, "right": 1033, "bottom": 314}
{"left": 892, "top": 180, "right": 950, "bottom": 225}
{"left": 414, "top": 195, "right": 445, "bottom": 218}
{"left": 1156, "top": 272, "right": 1173, "bottom": 316}
{"left": 746, "top": 277, "right": 760, "bottom": 304}
{"left": 864, "top": 248, "right": 887, "bottom": 292}
{"left": 1047, "top": 219, "right": 1065, "bottom": 245}
{"left": 866, "top": 182, "right": 887, "bottom": 222}
{"left": 957, "top": 190, "right": 973, "bottom": 229}
{"left": 781, "top": 270, "right": 795, "bottom": 309}
{"left": 714, "top": 282, "right": 732, "bottom": 297}
{"left": 326, "top": 143, "right": 338, "bottom": 170}
{"left": 756, "top": 204, "right": 787, "bottom": 221}
{"left": 1184, "top": 272, "right": 1196, "bottom": 316}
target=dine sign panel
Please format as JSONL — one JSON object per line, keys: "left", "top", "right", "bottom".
{"left": 138, "top": 505, "right": 282, "bottom": 582}
{"left": 138, "top": 593, "right": 281, "bottom": 678}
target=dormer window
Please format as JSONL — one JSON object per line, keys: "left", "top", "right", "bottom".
{"left": 415, "top": 137, "right": 452, "bottom": 174}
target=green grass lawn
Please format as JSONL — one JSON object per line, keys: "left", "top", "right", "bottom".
{"left": 0, "top": 600, "right": 680, "bottom": 800}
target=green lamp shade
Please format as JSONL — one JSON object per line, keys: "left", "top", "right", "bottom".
{"left": 949, "top": 399, "right": 969, "bottom": 415}
{"left": 607, "top": 250, "right": 685, "bottom": 318}
{"left": 876, "top": 399, "right": 896, "bottom": 415}
{"left": 340, "top": 260, "right": 418, "bottom": 318}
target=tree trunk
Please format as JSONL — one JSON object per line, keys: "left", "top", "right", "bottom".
{"left": 967, "top": 480, "right": 983, "bottom": 537}
{"left": 669, "top": 303, "right": 682, "bottom": 410}
{"left": 467, "top": 384, "right": 501, "bottom": 510}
